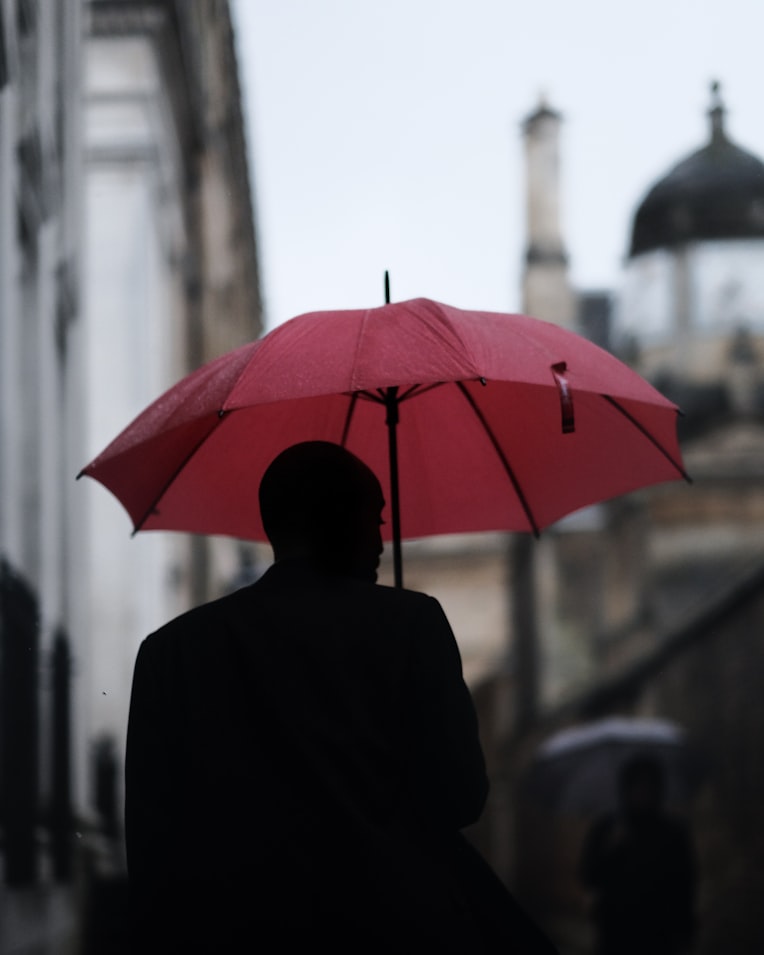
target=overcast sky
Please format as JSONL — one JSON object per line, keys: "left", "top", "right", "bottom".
{"left": 231, "top": 0, "right": 764, "bottom": 331}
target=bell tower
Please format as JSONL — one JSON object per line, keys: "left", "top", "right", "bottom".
{"left": 521, "top": 96, "right": 575, "bottom": 327}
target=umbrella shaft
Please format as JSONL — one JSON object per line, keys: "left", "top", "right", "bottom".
{"left": 384, "top": 389, "right": 403, "bottom": 589}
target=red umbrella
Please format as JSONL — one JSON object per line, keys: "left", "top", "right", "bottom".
{"left": 79, "top": 297, "right": 689, "bottom": 587}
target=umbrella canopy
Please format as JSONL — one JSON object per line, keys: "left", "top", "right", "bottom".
{"left": 523, "top": 717, "right": 706, "bottom": 815}
{"left": 79, "top": 298, "right": 689, "bottom": 585}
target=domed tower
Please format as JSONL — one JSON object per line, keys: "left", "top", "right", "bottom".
{"left": 615, "top": 83, "right": 764, "bottom": 416}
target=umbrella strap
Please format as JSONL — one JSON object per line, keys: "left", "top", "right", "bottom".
{"left": 551, "top": 362, "right": 575, "bottom": 434}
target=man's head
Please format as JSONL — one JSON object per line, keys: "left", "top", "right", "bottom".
{"left": 259, "top": 441, "right": 385, "bottom": 582}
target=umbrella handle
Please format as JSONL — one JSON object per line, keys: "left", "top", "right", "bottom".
{"left": 384, "top": 388, "right": 403, "bottom": 589}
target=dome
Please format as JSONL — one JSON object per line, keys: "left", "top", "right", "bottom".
{"left": 629, "top": 84, "right": 764, "bottom": 257}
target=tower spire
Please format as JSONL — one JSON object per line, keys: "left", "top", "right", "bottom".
{"left": 709, "top": 79, "right": 726, "bottom": 143}
{"left": 520, "top": 94, "right": 574, "bottom": 327}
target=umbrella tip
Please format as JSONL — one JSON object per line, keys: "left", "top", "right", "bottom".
{"left": 384, "top": 271, "right": 390, "bottom": 305}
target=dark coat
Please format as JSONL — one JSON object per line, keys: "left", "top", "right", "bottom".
{"left": 126, "top": 560, "right": 540, "bottom": 953}
{"left": 580, "top": 809, "right": 697, "bottom": 955}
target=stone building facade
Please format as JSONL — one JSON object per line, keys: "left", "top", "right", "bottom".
{"left": 0, "top": 2, "right": 261, "bottom": 952}
{"left": 78, "top": 1, "right": 262, "bottom": 840}
{"left": 1, "top": 1, "right": 86, "bottom": 949}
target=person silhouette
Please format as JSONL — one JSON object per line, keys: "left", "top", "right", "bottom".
{"left": 125, "top": 441, "right": 558, "bottom": 953}
{"left": 580, "top": 753, "right": 697, "bottom": 955}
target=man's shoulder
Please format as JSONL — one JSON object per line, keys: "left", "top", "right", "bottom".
{"left": 255, "top": 561, "right": 440, "bottom": 611}
{"left": 342, "top": 578, "right": 445, "bottom": 620}
{"left": 368, "top": 581, "right": 436, "bottom": 605}
{"left": 140, "top": 574, "right": 444, "bottom": 658}
{"left": 142, "top": 588, "right": 246, "bottom": 649}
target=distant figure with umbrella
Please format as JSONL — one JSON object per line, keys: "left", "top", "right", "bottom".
{"left": 125, "top": 441, "right": 558, "bottom": 953}
{"left": 579, "top": 753, "right": 698, "bottom": 955}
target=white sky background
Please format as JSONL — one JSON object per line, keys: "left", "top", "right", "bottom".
{"left": 231, "top": 0, "right": 764, "bottom": 331}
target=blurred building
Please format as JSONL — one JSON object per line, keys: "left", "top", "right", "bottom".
{"left": 617, "top": 81, "right": 764, "bottom": 410}
{"left": 382, "top": 83, "right": 764, "bottom": 955}
{"left": 0, "top": 2, "right": 261, "bottom": 952}
{"left": 521, "top": 98, "right": 576, "bottom": 331}
{"left": 605, "top": 81, "right": 764, "bottom": 667}
{"left": 1, "top": 1, "right": 85, "bottom": 950}
{"left": 77, "top": 0, "right": 262, "bottom": 850}
{"left": 537, "top": 83, "right": 764, "bottom": 700}
{"left": 496, "top": 85, "right": 764, "bottom": 955}
{"left": 377, "top": 103, "right": 764, "bottom": 947}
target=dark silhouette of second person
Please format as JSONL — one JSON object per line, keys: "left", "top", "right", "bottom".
{"left": 125, "top": 441, "right": 558, "bottom": 953}
{"left": 580, "top": 753, "right": 697, "bottom": 955}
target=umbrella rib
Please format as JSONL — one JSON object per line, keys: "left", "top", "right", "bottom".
{"left": 602, "top": 396, "right": 692, "bottom": 482}
{"left": 131, "top": 412, "right": 228, "bottom": 535}
{"left": 399, "top": 382, "right": 447, "bottom": 402}
{"left": 455, "top": 381, "right": 540, "bottom": 537}
{"left": 398, "top": 383, "right": 422, "bottom": 401}
{"left": 362, "top": 383, "right": 445, "bottom": 403}
{"left": 353, "top": 390, "right": 384, "bottom": 404}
